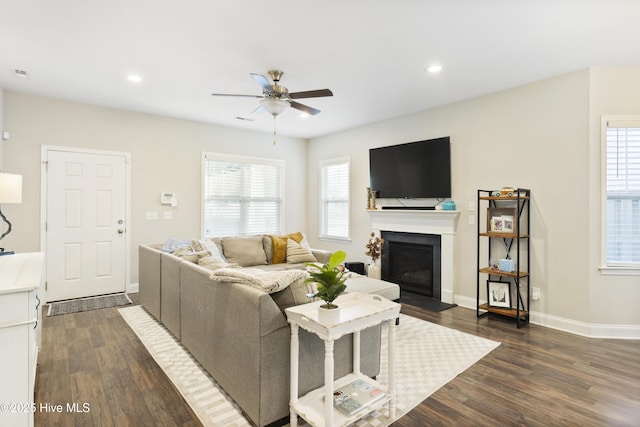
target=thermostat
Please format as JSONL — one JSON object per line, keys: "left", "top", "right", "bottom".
{"left": 160, "top": 192, "right": 177, "bottom": 207}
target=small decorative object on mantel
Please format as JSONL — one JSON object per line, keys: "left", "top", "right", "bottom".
{"left": 366, "top": 187, "right": 372, "bottom": 210}
{"left": 303, "top": 250, "right": 347, "bottom": 324}
{"left": 371, "top": 190, "right": 378, "bottom": 210}
{"left": 442, "top": 200, "right": 456, "bottom": 210}
{"left": 365, "top": 232, "right": 384, "bottom": 279}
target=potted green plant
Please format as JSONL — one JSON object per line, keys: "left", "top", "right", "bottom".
{"left": 304, "top": 250, "right": 347, "bottom": 323}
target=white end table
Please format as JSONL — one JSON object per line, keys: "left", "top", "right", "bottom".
{"left": 285, "top": 292, "right": 400, "bottom": 427}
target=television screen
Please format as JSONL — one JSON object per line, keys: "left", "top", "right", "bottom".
{"left": 369, "top": 137, "right": 451, "bottom": 199}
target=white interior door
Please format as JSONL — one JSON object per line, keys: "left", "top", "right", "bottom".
{"left": 45, "top": 150, "right": 127, "bottom": 301}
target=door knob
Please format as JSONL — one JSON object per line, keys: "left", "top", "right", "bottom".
{"left": 118, "top": 229, "right": 124, "bottom": 234}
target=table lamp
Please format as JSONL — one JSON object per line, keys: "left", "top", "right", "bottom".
{"left": 0, "top": 172, "right": 23, "bottom": 256}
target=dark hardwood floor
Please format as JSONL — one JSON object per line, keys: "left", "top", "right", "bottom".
{"left": 35, "top": 294, "right": 640, "bottom": 426}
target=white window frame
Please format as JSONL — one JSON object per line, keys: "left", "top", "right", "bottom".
{"left": 600, "top": 116, "right": 640, "bottom": 276}
{"left": 201, "top": 152, "right": 284, "bottom": 237}
{"left": 319, "top": 157, "right": 351, "bottom": 242}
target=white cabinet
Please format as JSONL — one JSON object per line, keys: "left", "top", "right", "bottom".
{"left": 0, "top": 253, "right": 44, "bottom": 427}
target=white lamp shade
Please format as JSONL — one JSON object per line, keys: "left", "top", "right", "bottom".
{"left": 261, "top": 98, "right": 289, "bottom": 116}
{"left": 0, "top": 173, "right": 23, "bottom": 204}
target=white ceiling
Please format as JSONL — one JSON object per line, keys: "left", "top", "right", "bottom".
{"left": 1, "top": 0, "right": 639, "bottom": 139}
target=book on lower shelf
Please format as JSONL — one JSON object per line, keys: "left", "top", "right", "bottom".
{"left": 332, "top": 379, "right": 386, "bottom": 416}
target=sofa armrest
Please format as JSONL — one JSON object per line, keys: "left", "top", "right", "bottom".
{"left": 311, "top": 249, "right": 333, "bottom": 264}
{"left": 138, "top": 244, "right": 162, "bottom": 319}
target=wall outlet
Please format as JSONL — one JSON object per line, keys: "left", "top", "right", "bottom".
{"left": 531, "top": 287, "right": 541, "bottom": 301}
{"left": 469, "top": 214, "right": 475, "bottom": 225}
{"left": 145, "top": 211, "right": 158, "bottom": 220}
{"left": 468, "top": 200, "right": 476, "bottom": 211}
{"left": 163, "top": 211, "right": 173, "bottom": 220}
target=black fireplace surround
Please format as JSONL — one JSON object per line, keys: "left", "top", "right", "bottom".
{"left": 381, "top": 231, "right": 441, "bottom": 300}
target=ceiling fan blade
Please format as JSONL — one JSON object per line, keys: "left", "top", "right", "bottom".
{"left": 290, "top": 100, "right": 321, "bottom": 115}
{"left": 211, "top": 93, "right": 262, "bottom": 98}
{"left": 289, "top": 89, "right": 333, "bottom": 99}
{"left": 250, "top": 73, "right": 273, "bottom": 93}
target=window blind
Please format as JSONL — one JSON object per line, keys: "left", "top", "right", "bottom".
{"left": 320, "top": 158, "right": 350, "bottom": 239}
{"left": 605, "top": 123, "right": 640, "bottom": 265}
{"left": 203, "top": 154, "right": 283, "bottom": 237}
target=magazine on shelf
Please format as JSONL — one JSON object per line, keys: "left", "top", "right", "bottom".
{"left": 331, "top": 379, "right": 386, "bottom": 416}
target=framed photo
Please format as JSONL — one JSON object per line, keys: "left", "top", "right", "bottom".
{"left": 487, "top": 280, "right": 511, "bottom": 308}
{"left": 487, "top": 207, "right": 516, "bottom": 233}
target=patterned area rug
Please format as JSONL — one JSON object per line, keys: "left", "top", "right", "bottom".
{"left": 119, "top": 306, "right": 499, "bottom": 427}
{"left": 48, "top": 293, "right": 132, "bottom": 316}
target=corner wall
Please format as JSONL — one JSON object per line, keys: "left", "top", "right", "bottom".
{"left": 307, "top": 70, "right": 594, "bottom": 328}
{"left": 588, "top": 66, "right": 640, "bottom": 331}
{"left": 2, "top": 91, "right": 308, "bottom": 284}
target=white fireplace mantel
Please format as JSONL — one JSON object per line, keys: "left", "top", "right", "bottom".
{"left": 367, "top": 209, "right": 460, "bottom": 304}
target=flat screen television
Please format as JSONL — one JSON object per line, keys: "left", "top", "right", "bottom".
{"left": 369, "top": 136, "right": 451, "bottom": 199}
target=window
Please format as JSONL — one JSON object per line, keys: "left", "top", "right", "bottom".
{"left": 603, "top": 118, "right": 640, "bottom": 270}
{"left": 320, "top": 157, "right": 350, "bottom": 240}
{"left": 202, "top": 153, "right": 283, "bottom": 237}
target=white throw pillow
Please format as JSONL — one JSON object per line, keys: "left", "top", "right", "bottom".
{"left": 286, "top": 238, "right": 317, "bottom": 263}
{"left": 192, "top": 239, "right": 228, "bottom": 264}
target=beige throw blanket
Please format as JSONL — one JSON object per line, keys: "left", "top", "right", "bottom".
{"left": 209, "top": 267, "right": 308, "bottom": 293}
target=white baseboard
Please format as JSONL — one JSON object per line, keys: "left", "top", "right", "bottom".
{"left": 453, "top": 295, "right": 640, "bottom": 340}
{"left": 127, "top": 282, "right": 139, "bottom": 294}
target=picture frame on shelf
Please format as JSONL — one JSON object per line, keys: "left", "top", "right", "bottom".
{"left": 487, "top": 280, "right": 511, "bottom": 308}
{"left": 487, "top": 207, "right": 516, "bottom": 234}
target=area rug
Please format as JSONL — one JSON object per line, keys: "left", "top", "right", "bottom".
{"left": 400, "top": 292, "right": 458, "bottom": 312}
{"left": 48, "top": 293, "right": 132, "bottom": 316}
{"left": 119, "top": 305, "right": 499, "bottom": 427}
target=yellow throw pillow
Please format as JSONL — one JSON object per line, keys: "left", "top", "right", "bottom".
{"left": 270, "top": 232, "right": 303, "bottom": 264}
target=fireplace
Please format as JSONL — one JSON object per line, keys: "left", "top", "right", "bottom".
{"left": 367, "top": 209, "right": 459, "bottom": 303}
{"left": 381, "top": 231, "right": 441, "bottom": 299}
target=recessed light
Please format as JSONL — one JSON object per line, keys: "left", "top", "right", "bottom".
{"left": 127, "top": 74, "right": 142, "bottom": 83}
{"left": 427, "top": 65, "right": 442, "bottom": 73}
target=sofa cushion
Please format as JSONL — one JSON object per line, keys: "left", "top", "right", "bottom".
{"left": 192, "top": 239, "right": 228, "bottom": 264}
{"left": 286, "top": 238, "right": 317, "bottom": 263}
{"left": 270, "top": 232, "right": 303, "bottom": 264}
{"left": 198, "top": 256, "right": 238, "bottom": 271}
{"left": 173, "top": 246, "right": 208, "bottom": 263}
{"left": 222, "top": 235, "right": 267, "bottom": 266}
{"left": 262, "top": 236, "right": 273, "bottom": 264}
{"left": 270, "top": 277, "right": 314, "bottom": 313}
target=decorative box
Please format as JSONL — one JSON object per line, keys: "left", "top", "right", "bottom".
{"left": 498, "top": 259, "right": 514, "bottom": 272}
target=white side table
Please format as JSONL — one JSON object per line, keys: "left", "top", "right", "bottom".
{"left": 286, "top": 292, "right": 400, "bottom": 427}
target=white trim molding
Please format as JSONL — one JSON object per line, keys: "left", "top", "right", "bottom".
{"left": 455, "top": 295, "right": 640, "bottom": 339}
{"left": 367, "top": 209, "right": 460, "bottom": 304}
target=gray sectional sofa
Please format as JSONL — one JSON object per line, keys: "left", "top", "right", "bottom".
{"left": 138, "top": 234, "right": 383, "bottom": 427}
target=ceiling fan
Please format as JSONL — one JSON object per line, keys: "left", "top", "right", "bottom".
{"left": 211, "top": 70, "right": 333, "bottom": 117}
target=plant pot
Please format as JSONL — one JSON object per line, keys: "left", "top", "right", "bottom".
{"left": 317, "top": 304, "right": 341, "bottom": 324}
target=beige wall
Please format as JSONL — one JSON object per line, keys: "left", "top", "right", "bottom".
{"left": 2, "top": 67, "right": 638, "bottom": 333}
{"left": 1, "top": 91, "right": 308, "bottom": 284}
{"left": 588, "top": 67, "right": 640, "bottom": 327}
{"left": 307, "top": 70, "right": 599, "bottom": 326}
{"left": 0, "top": 89, "right": 4, "bottom": 169}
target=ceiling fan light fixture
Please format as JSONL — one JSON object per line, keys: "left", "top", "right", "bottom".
{"left": 261, "top": 98, "right": 289, "bottom": 116}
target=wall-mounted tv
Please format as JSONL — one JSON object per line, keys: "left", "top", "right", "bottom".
{"left": 369, "top": 136, "right": 451, "bottom": 199}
